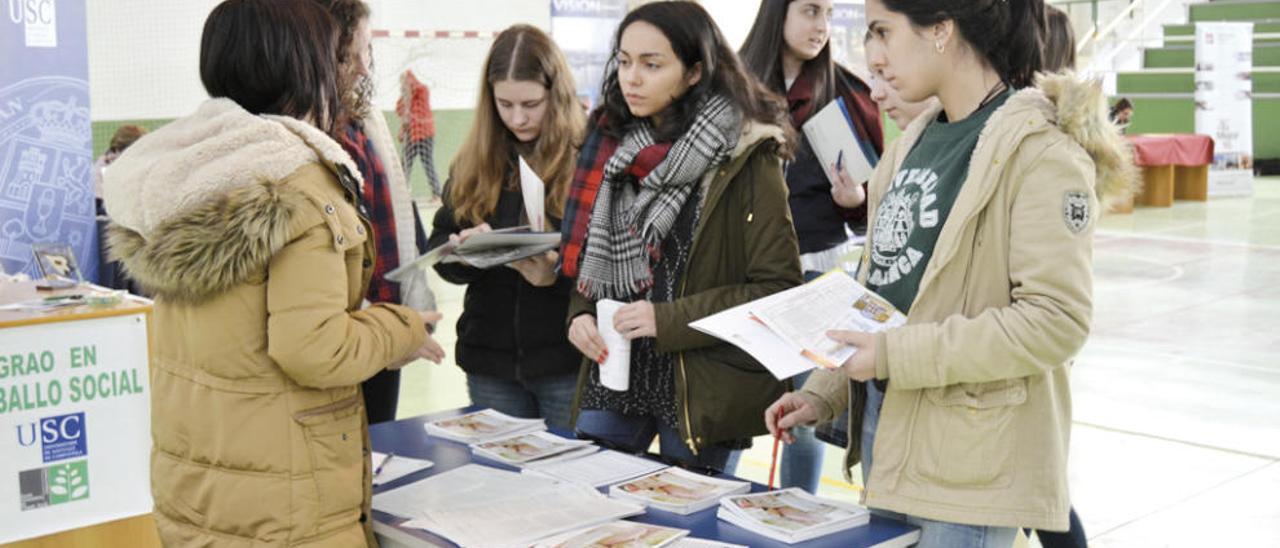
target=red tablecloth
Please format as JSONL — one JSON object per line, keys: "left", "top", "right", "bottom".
{"left": 1126, "top": 134, "right": 1214, "bottom": 167}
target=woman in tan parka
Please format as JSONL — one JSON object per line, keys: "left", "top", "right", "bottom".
{"left": 103, "top": 1, "right": 444, "bottom": 545}
{"left": 766, "top": 0, "right": 1135, "bottom": 545}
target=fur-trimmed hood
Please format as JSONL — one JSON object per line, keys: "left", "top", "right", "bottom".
{"left": 907, "top": 71, "right": 1137, "bottom": 209}
{"left": 103, "top": 98, "right": 362, "bottom": 302}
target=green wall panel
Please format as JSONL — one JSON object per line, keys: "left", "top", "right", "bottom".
{"left": 1192, "top": 2, "right": 1280, "bottom": 22}
{"left": 1144, "top": 45, "right": 1280, "bottom": 68}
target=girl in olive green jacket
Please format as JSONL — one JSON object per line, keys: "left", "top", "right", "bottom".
{"left": 767, "top": 0, "right": 1134, "bottom": 544}
{"left": 561, "top": 2, "right": 803, "bottom": 472}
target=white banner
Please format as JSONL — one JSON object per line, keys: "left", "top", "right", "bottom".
{"left": 1, "top": 313, "right": 152, "bottom": 543}
{"left": 1195, "top": 22, "right": 1254, "bottom": 197}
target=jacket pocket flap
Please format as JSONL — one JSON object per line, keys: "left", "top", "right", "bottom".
{"left": 292, "top": 395, "right": 362, "bottom": 429}
{"left": 925, "top": 379, "right": 1027, "bottom": 409}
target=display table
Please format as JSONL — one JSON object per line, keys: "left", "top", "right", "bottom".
{"left": 0, "top": 282, "right": 159, "bottom": 547}
{"left": 1123, "top": 134, "right": 1215, "bottom": 210}
{"left": 370, "top": 407, "right": 921, "bottom": 548}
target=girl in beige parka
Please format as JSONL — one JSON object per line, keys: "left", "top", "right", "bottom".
{"left": 766, "top": 0, "right": 1135, "bottom": 545}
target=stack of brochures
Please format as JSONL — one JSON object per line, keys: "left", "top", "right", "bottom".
{"left": 423, "top": 408, "right": 546, "bottom": 443}
{"left": 716, "top": 488, "right": 871, "bottom": 544}
{"left": 608, "top": 467, "right": 751, "bottom": 515}
{"left": 470, "top": 430, "right": 598, "bottom": 467}
{"left": 689, "top": 271, "right": 907, "bottom": 380}
{"left": 373, "top": 464, "right": 645, "bottom": 547}
{"left": 524, "top": 449, "right": 670, "bottom": 488}
{"left": 533, "top": 520, "right": 689, "bottom": 548}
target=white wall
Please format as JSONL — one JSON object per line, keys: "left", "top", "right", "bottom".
{"left": 85, "top": 0, "right": 808, "bottom": 121}
{"left": 87, "top": 0, "right": 221, "bottom": 120}
{"left": 86, "top": 0, "right": 552, "bottom": 120}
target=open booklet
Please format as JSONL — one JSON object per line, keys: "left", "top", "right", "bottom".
{"left": 383, "top": 225, "right": 560, "bottom": 277}
{"left": 423, "top": 408, "right": 546, "bottom": 444}
{"left": 802, "top": 96, "right": 879, "bottom": 187}
{"left": 608, "top": 467, "right": 751, "bottom": 515}
{"left": 689, "top": 271, "right": 906, "bottom": 380}
{"left": 470, "top": 430, "right": 598, "bottom": 467}
{"left": 717, "top": 488, "right": 870, "bottom": 544}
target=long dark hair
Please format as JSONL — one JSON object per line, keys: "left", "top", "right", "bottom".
{"left": 200, "top": 0, "right": 342, "bottom": 133}
{"left": 738, "top": 0, "right": 836, "bottom": 110}
{"left": 595, "top": 1, "right": 793, "bottom": 152}
{"left": 881, "top": 0, "right": 1046, "bottom": 89}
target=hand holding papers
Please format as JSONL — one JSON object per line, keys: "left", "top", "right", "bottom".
{"left": 595, "top": 299, "right": 632, "bottom": 391}
{"left": 519, "top": 156, "right": 546, "bottom": 231}
{"left": 689, "top": 271, "right": 906, "bottom": 380}
{"left": 384, "top": 225, "right": 561, "bottom": 277}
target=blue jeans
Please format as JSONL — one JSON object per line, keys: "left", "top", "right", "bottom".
{"left": 465, "top": 372, "right": 578, "bottom": 430}
{"left": 862, "top": 381, "right": 1018, "bottom": 548}
{"left": 781, "top": 369, "right": 823, "bottom": 493}
{"left": 575, "top": 409, "right": 741, "bottom": 474}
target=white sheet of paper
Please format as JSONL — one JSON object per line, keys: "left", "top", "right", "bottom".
{"left": 519, "top": 156, "right": 546, "bottom": 231}
{"left": 523, "top": 450, "right": 668, "bottom": 488}
{"left": 688, "top": 300, "right": 816, "bottom": 380}
{"left": 369, "top": 451, "right": 434, "bottom": 486}
{"left": 372, "top": 463, "right": 561, "bottom": 519}
{"left": 594, "top": 299, "right": 632, "bottom": 391}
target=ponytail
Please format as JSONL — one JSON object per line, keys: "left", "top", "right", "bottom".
{"left": 881, "top": 0, "right": 1047, "bottom": 88}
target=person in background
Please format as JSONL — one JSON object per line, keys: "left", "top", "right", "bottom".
{"left": 1110, "top": 97, "right": 1133, "bottom": 132}
{"left": 562, "top": 1, "right": 802, "bottom": 473}
{"left": 103, "top": 0, "right": 445, "bottom": 544}
{"left": 766, "top": 0, "right": 1135, "bottom": 544}
{"left": 737, "top": 0, "right": 884, "bottom": 494}
{"left": 93, "top": 124, "right": 147, "bottom": 215}
{"left": 868, "top": 71, "right": 936, "bottom": 132}
{"left": 317, "top": 0, "right": 438, "bottom": 425}
{"left": 1032, "top": 7, "right": 1092, "bottom": 546}
{"left": 429, "top": 25, "right": 585, "bottom": 429}
{"left": 398, "top": 70, "right": 443, "bottom": 202}
{"left": 1043, "top": 5, "right": 1076, "bottom": 74}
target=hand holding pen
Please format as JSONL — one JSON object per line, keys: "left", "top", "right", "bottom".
{"left": 830, "top": 149, "right": 867, "bottom": 209}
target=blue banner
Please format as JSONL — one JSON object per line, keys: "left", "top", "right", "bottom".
{"left": 0, "top": 0, "right": 98, "bottom": 282}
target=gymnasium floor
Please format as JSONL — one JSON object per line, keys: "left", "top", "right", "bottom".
{"left": 396, "top": 177, "right": 1280, "bottom": 547}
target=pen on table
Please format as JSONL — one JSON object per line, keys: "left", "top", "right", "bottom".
{"left": 373, "top": 452, "right": 395, "bottom": 477}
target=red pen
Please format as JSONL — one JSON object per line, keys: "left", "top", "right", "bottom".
{"left": 768, "top": 408, "right": 782, "bottom": 489}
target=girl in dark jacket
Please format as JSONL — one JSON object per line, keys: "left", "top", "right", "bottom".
{"left": 562, "top": 2, "right": 804, "bottom": 472}
{"left": 738, "top": 0, "right": 886, "bottom": 493}
{"left": 430, "top": 25, "right": 585, "bottom": 429}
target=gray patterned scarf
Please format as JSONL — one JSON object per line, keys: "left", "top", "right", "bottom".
{"left": 578, "top": 94, "right": 741, "bottom": 300}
